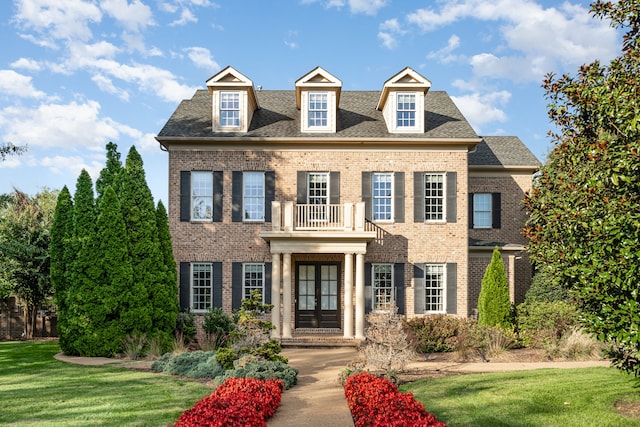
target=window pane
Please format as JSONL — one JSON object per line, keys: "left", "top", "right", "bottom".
{"left": 373, "top": 264, "right": 393, "bottom": 311}
{"left": 425, "top": 265, "right": 444, "bottom": 312}
{"left": 473, "top": 193, "right": 492, "bottom": 228}
{"left": 192, "top": 263, "right": 213, "bottom": 311}
{"left": 243, "top": 172, "right": 265, "bottom": 221}
{"left": 424, "top": 173, "right": 444, "bottom": 221}
{"left": 192, "top": 172, "right": 213, "bottom": 220}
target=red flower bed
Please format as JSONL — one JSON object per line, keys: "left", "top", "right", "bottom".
{"left": 173, "top": 377, "right": 284, "bottom": 427}
{"left": 344, "top": 372, "right": 446, "bottom": 427}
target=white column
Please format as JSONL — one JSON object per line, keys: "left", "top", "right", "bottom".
{"left": 282, "top": 253, "right": 293, "bottom": 338}
{"left": 508, "top": 255, "right": 516, "bottom": 304}
{"left": 355, "top": 252, "right": 365, "bottom": 339}
{"left": 343, "top": 253, "right": 354, "bottom": 339}
{"left": 271, "top": 253, "right": 281, "bottom": 339}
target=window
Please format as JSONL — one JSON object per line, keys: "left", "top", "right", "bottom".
{"left": 424, "top": 264, "right": 445, "bottom": 313}
{"left": 424, "top": 173, "right": 445, "bottom": 221}
{"left": 396, "top": 93, "right": 416, "bottom": 128}
{"left": 243, "top": 263, "right": 265, "bottom": 302}
{"left": 372, "top": 173, "right": 393, "bottom": 221}
{"left": 191, "top": 263, "right": 213, "bottom": 311}
{"left": 473, "top": 193, "right": 492, "bottom": 229}
{"left": 372, "top": 264, "right": 394, "bottom": 312}
{"left": 243, "top": 172, "right": 265, "bottom": 221}
{"left": 308, "top": 172, "right": 329, "bottom": 204}
{"left": 220, "top": 92, "right": 240, "bottom": 127}
{"left": 308, "top": 92, "right": 328, "bottom": 128}
{"left": 191, "top": 172, "right": 213, "bottom": 220}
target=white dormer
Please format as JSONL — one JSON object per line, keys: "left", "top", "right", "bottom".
{"left": 295, "top": 67, "right": 342, "bottom": 133}
{"left": 206, "top": 66, "right": 259, "bottom": 133}
{"left": 376, "top": 67, "right": 431, "bottom": 134}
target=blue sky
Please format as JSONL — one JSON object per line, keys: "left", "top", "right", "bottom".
{"left": 0, "top": 0, "right": 621, "bottom": 204}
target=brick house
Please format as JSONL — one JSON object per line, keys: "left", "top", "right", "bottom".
{"left": 156, "top": 66, "right": 540, "bottom": 342}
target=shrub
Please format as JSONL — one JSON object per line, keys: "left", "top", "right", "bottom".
{"left": 122, "top": 332, "right": 147, "bottom": 360}
{"left": 477, "top": 247, "right": 513, "bottom": 328}
{"left": 175, "top": 310, "right": 197, "bottom": 345}
{"left": 344, "top": 372, "right": 446, "bottom": 427}
{"left": 151, "top": 350, "right": 225, "bottom": 379}
{"left": 516, "top": 300, "right": 580, "bottom": 348}
{"left": 216, "top": 355, "right": 298, "bottom": 390}
{"left": 525, "top": 270, "right": 570, "bottom": 303}
{"left": 361, "top": 308, "right": 416, "bottom": 373}
{"left": 151, "top": 352, "right": 172, "bottom": 372}
{"left": 405, "top": 314, "right": 472, "bottom": 354}
{"left": 214, "top": 347, "right": 236, "bottom": 370}
{"left": 203, "top": 307, "right": 236, "bottom": 349}
{"left": 550, "top": 327, "right": 605, "bottom": 360}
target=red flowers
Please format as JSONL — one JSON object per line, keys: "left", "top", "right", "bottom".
{"left": 173, "top": 377, "right": 284, "bottom": 427}
{"left": 344, "top": 372, "right": 446, "bottom": 427}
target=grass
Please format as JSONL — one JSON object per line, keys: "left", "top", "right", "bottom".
{"left": 402, "top": 367, "right": 640, "bottom": 427}
{"left": 0, "top": 340, "right": 211, "bottom": 426}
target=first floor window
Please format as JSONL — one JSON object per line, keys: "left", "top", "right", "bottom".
{"left": 192, "top": 263, "right": 213, "bottom": 311}
{"left": 372, "top": 264, "right": 394, "bottom": 312}
{"left": 424, "top": 264, "right": 445, "bottom": 312}
{"left": 473, "top": 193, "right": 492, "bottom": 229}
{"left": 191, "top": 172, "right": 213, "bottom": 220}
{"left": 424, "top": 173, "right": 445, "bottom": 221}
{"left": 372, "top": 173, "right": 393, "bottom": 221}
{"left": 243, "top": 263, "right": 265, "bottom": 302}
{"left": 243, "top": 172, "right": 265, "bottom": 221}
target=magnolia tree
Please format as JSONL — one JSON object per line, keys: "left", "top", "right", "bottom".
{"left": 524, "top": 1, "right": 640, "bottom": 376}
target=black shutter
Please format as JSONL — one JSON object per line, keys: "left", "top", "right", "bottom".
{"left": 180, "top": 171, "right": 191, "bottom": 222}
{"left": 469, "top": 193, "right": 474, "bottom": 229}
{"left": 413, "top": 264, "right": 425, "bottom": 314}
{"left": 232, "top": 171, "right": 243, "bottom": 222}
{"left": 213, "top": 262, "right": 223, "bottom": 308}
{"left": 362, "top": 172, "right": 372, "bottom": 219}
{"left": 394, "top": 172, "right": 405, "bottom": 223}
{"left": 364, "top": 263, "right": 372, "bottom": 314}
{"left": 296, "top": 171, "right": 306, "bottom": 204}
{"left": 446, "top": 172, "right": 457, "bottom": 223}
{"left": 179, "top": 262, "right": 190, "bottom": 310}
{"left": 213, "top": 171, "right": 223, "bottom": 222}
{"left": 264, "top": 263, "right": 272, "bottom": 304}
{"left": 232, "top": 262, "right": 243, "bottom": 310}
{"left": 446, "top": 263, "right": 457, "bottom": 314}
{"left": 394, "top": 263, "right": 405, "bottom": 315}
{"left": 413, "top": 172, "right": 424, "bottom": 222}
{"left": 492, "top": 193, "right": 501, "bottom": 229}
{"left": 265, "top": 172, "right": 275, "bottom": 222}
{"left": 330, "top": 172, "right": 340, "bottom": 204}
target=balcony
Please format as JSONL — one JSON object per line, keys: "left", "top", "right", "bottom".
{"left": 260, "top": 202, "right": 377, "bottom": 253}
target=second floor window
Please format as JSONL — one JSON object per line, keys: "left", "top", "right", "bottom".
{"left": 243, "top": 263, "right": 265, "bottom": 302}
{"left": 220, "top": 92, "right": 240, "bottom": 127}
{"left": 308, "top": 172, "right": 329, "bottom": 205}
{"left": 372, "top": 173, "right": 393, "bottom": 221}
{"left": 424, "top": 173, "right": 445, "bottom": 221}
{"left": 473, "top": 193, "right": 492, "bottom": 229}
{"left": 396, "top": 93, "right": 416, "bottom": 128}
{"left": 308, "top": 92, "right": 328, "bottom": 128}
{"left": 191, "top": 172, "right": 213, "bottom": 220}
{"left": 243, "top": 172, "right": 265, "bottom": 221}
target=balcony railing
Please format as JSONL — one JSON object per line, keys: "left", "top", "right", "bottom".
{"left": 270, "top": 202, "right": 369, "bottom": 232}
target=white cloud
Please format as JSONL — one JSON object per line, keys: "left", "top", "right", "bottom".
{"left": 13, "top": 0, "right": 102, "bottom": 42}
{"left": 91, "top": 74, "right": 130, "bottom": 101}
{"left": 451, "top": 90, "right": 511, "bottom": 132}
{"left": 184, "top": 47, "right": 220, "bottom": 71}
{"left": 349, "top": 0, "right": 388, "bottom": 15}
{"left": 137, "top": 132, "right": 159, "bottom": 151}
{"left": 378, "top": 32, "right": 397, "bottom": 50}
{"left": 378, "top": 19, "right": 404, "bottom": 49}
{"left": 0, "top": 70, "right": 46, "bottom": 99}
{"left": 427, "top": 35, "right": 462, "bottom": 64}
{"left": 11, "top": 58, "right": 42, "bottom": 71}
{"left": 100, "top": 0, "right": 155, "bottom": 32}
{"left": 169, "top": 8, "right": 197, "bottom": 26}
{"left": 40, "top": 155, "right": 104, "bottom": 182}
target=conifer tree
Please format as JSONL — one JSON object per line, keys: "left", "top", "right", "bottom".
{"left": 50, "top": 186, "right": 73, "bottom": 351}
{"left": 96, "top": 142, "right": 124, "bottom": 200}
{"left": 155, "top": 200, "right": 179, "bottom": 348}
{"left": 477, "top": 247, "right": 511, "bottom": 328}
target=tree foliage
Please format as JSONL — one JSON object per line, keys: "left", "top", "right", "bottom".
{"left": 523, "top": 0, "right": 640, "bottom": 376}
{"left": 477, "top": 247, "right": 511, "bottom": 328}
{"left": 0, "top": 142, "right": 27, "bottom": 161}
{"left": 50, "top": 187, "right": 73, "bottom": 348}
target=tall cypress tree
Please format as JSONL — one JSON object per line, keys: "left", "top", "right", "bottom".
{"left": 155, "top": 200, "right": 179, "bottom": 349}
{"left": 96, "top": 142, "right": 124, "bottom": 201}
{"left": 477, "top": 247, "right": 512, "bottom": 328}
{"left": 50, "top": 186, "right": 73, "bottom": 351}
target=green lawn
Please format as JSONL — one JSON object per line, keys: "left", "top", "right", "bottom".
{"left": 402, "top": 367, "right": 640, "bottom": 427}
{"left": 0, "top": 341, "right": 211, "bottom": 426}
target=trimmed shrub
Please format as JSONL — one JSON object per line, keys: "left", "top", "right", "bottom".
{"left": 477, "top": 247, "right": 512, "bottom": 328}
{"left": 216, "top": 355, "right": 298, "bottom": 390}
{"left": 516, "top": 300, "right": 580, "bottom": 348}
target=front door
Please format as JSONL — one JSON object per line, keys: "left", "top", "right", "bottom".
{"left": 296, "top": 263, "right": 340, "bottom": 328}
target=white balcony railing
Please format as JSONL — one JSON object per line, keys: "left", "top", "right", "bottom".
{"left": 295, "top": 204, "right": 342, "bottom": 230}
{"left": 270, "top": 202, "right": 368, "bottom": 232}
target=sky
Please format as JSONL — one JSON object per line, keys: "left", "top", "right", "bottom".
{"left": 0, "top": 0, "right": 622, "bottom": 204}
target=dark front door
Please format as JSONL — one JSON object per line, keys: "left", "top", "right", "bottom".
{"left": 296, "top": 263, "right": 340, "bottom": 328}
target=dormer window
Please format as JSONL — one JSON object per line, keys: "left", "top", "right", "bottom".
{"left": 308, "top": 92, "right": 328, "bottom": 128}
{"left": 220, "top": 92, "right": 240, "bottom": 127}
{"left": 396, "top": 93, "right": 416, "bottom": 128}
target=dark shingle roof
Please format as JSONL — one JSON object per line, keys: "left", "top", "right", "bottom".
{"left": 157, "top": 89, "right": 479, "bottom": 139}
{"left": 469, "top": 136, "right": 540, "bottom": 168}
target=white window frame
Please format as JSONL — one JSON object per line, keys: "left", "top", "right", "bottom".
{"left": 372, "top": 263, "right": 394, "bottom": 312}
{"left": 424, "top": 264, "right": 446, "bottom": 314}
{"left": 243, "top": 172, "right": 265, "bottom": 222}
{"left": 396, "top": 92, "right": 416, "bottom": 129}
{"left": 372, "top": 172, "right": 393, "bottom": 222}
{"left": 307, "top": 92, "right": 329, "bottom": 129}
{"left": 220, "top": 91, "right": 240, "bottom": 128}
{"left": 243, "top": 263, "right": 265, "bottom": 303}
{"left": 473, "top": 193, "right": 492, "bottom": 229}
{"left": 191, "top": 263, "right": 213, "bottom": 312}
{"left": 424, "top": 173, "right": 446, "bottom": 222}
{"left": 191, "top": 172, "right": 213, "bottom": 221}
